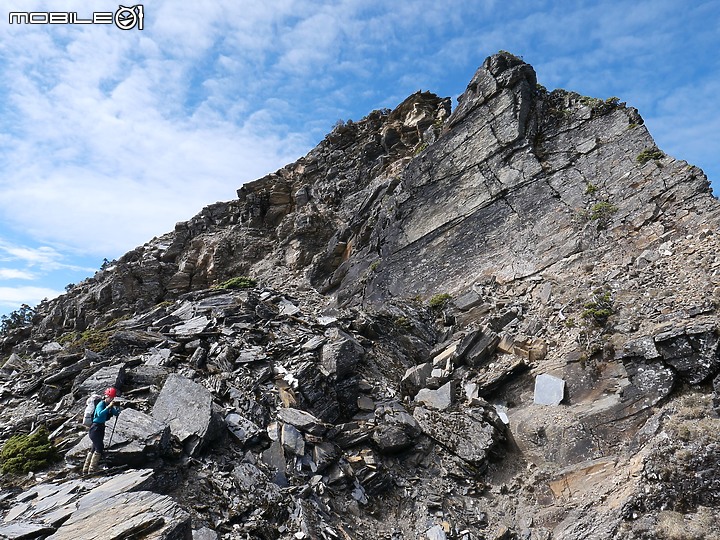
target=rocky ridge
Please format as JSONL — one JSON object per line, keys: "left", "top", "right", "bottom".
{"left": 1, "top": 51, "right": 720, "bottom": 540}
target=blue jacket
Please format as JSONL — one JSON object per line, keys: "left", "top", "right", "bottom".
{"left": 93, "top": 399, "right": 120, "bottom": 424}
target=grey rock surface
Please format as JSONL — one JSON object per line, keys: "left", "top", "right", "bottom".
{"left": 151, "top": 373, "right": 215, "bottom": 456}
{"left": 533, "top": 373, "right": 565, "bottom": 405}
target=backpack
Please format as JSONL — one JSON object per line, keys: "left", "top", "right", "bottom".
{"left": 82, "top": 394, "right": 102, "bottom": 427}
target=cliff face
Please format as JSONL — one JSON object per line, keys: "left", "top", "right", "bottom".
{"left": 2, "top": 52, "right": 720, "bottom": 540}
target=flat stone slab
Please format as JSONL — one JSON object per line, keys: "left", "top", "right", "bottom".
{"left": 414, "top": 381, "right": 454, "bottom": 411}
{"left": 534, "top": 373, "right": 565, "bottom": 405}
{"left": 48, "top": 490, "right": 190, "bottom": 540}
{"left": 277, "top": 408, "right": 328, "bottom": 436}
{"left": 0, "top": 470, "right": 160, "bottom": 539}
{"left": 152, "top": 373, "right": 214, "bottom": 455}
{"left": 74, "top": 364, "right": 125, "bottom": 398}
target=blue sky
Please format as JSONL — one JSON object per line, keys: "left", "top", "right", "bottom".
{"left": 0, "top": 0, "right": 718, "bottom": 318}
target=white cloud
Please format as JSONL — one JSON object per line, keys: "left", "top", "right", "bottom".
{"left": 0, "top": 286, "right": 62, "bottom": 309}
{"left": 0, "top": 269, "right": 34, "bottom": 280}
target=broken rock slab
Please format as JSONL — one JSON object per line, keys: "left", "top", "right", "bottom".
{"left": 66, "top": 408, "right": 171, "bottom": 466}
{"left": 413, "top": 406, "right": 505, "bottom": 467}
{"left": 1, "top": 469, "right": 159, "bottom": 539}
{"left": 226, "top": 412, "right": 263, "bottom": 447}
{"left": 414, "top": 381, "right": 455, "bottom": 411}
{"left": 277, "top": 407, "right": 329, "bottom": 436}
{"left": 73, "top": 364, "right": 126, "bottom": 398}
{"left": 534, "top": 373, "right": 565, "bottom": 405}
{"left": 400, "top": 362, "right": 433, "bottom": 398}
{"left": 152, "top": 373, "right": 218, "bottom": 456}
{"left": 321, "top": 328, "right": 364, "bottom": 378}
{"left": 48, "top": 490, "right": 191, "bottom": 540}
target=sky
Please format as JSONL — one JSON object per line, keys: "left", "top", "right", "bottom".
{"left": 0, "top": 0, "right": 718, "bottom": 319}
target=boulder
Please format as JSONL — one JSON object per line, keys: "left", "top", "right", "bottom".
{"left": 321, "top": 328, "right": 364, "bottom": 378}
{"left": 400, "top": 362, "right": 433, "bottom": 397}
{"left": 413, "top": 406, "right": 505, "bottom": 467}
{"left": 152, "top": 373, "right": 218, "bottom": 456}
{"left": 415, "top": 381, "right": 455, "bottom": 411}
{"left": 66, "top": 408, "right": 171, "bottom": 466}
{"left": 73, "top": 364, "right": 125, "bottom": 398}
{"left": 654, "top": 323, "right": 720, "bottom": 384}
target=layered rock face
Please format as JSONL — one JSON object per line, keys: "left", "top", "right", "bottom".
{"left": 2, "top": 52, "right": 720, "bottom": 540}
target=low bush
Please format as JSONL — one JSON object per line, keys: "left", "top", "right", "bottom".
{"left": 214, "top": 276, "right": 257, "bottom": 290}
{"left": 1, "top": 427, "right": 58, "bottom": 475}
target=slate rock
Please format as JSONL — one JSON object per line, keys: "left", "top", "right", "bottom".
{"left": 622, "top": 360, "right": 676, "bottom": 408}
{"left": 152, "top": 373, "right": 216, "bottom": 456}
{"left": 73, "top": 364, "right": 125, "bottom": 398}
{"left": 277, "top": 407, "right": 328, "bottom": 436}
{"left": 126, "top": 365, "right": 170, "bottom": 388}
{"left": 1, "top": 470, "right": 159, "bottom": 539}
{"left": 321, "top": 328, "right": 364, "bottom": 378}
{"left": 654, "top": 323, "right": 720, "bottom": 384}
{"left": 413, "top": 406, "right": 505, "bottom": 467}
{"left": 465, "top": 327, "right": 500, "bottom": 367}
{"left": 226, "top": 412, "right": 263, "bottom": 446}
{"left": 281, "top": 422, "right": 305, "bottom": 455}
{"left": 233, "top": 463, "right": 282, "bottom": 504}
{"left": 66, "top": 408, "right": 171, "bottom": 466}
{"left": 453, "top": 290, "right": 483, "bottom": 311}
{"left": 373, "top": 411, "right": 421, "bottom": 454}
{"left": 47, "top": 490, "right": 191, "bottom": 540}
{"left": 534, "top": 374, "right": 565, "bottom": 405}
{"left": 171, "top": 316, "right": 211, "bottom": 337}
{"left": 415, "top": 381, "right": 455, "bottom": 411}
{"left": 400, "top": 362, "right": 433, "bottom": 398}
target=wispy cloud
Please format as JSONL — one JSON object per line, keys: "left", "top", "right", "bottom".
{"left": 0, "top": 269, "right": 34, "bottom": 280}
{"left": 0, "top": 286, "right": 62, "bottom": 309}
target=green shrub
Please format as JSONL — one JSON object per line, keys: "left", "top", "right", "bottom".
{"left": 1, "top": 427, "right": 58, "bottom": 475}
{"left": 636, "top": 148, "right": 665, "bottom": 165}
{"left": 214, "top": 276, "right": 257, "bottom": 290}
{"left": 369, "top": 260, "right": 380, "bottom": 272}
{"left": 581, "top": 291, "right": 613, "bottom": 324}
{"left": 429, "top": 293, "right": 452, "bottom": 308}
{"left": 394, "top": 316, "right": 412, "bottom": 330}
{"left": 590, "top": 201, "right": 618, "bottom": 221}
{"left": 585, "top": 183, "right": 598, "bottom": 195}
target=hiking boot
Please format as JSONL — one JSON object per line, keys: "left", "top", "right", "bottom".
{"left": 88, "top": 451, "right": 102, "bottom": 473}
{"left": 82, "top": 451, "right": 94, "bottom": 475}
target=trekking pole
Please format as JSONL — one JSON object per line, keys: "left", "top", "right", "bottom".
{"left": 107, "top": 415, "right": 119, "bottom": 447}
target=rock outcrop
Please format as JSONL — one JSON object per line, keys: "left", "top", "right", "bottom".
{"left": 2, "top": 51, "right": 720, "bottom": 540}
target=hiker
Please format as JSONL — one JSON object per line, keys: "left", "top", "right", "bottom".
{"left": 82, "top": 387, "right": 121, "bottom": 474}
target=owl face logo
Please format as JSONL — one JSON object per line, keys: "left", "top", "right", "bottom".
{"left": 114, "top": 5, "right": 144, "bottom": 30}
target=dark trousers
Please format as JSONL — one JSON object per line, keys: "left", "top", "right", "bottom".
{"left": 88, "top": 422, "right": 107, "bottom": 454}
